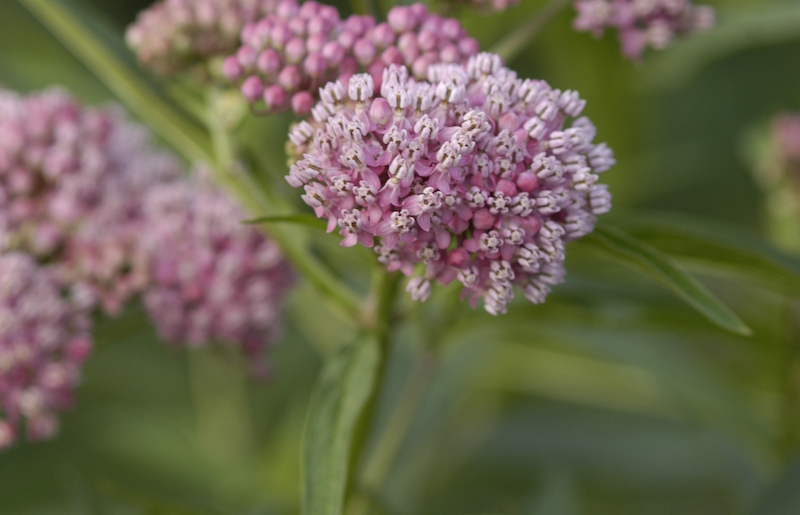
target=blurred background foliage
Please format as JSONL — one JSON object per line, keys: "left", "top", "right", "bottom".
{"left": 3, "top": 0, "right": 800, "bottom": 513}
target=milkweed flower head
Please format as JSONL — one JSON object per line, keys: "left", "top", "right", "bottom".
{"left": 0, "top": 253, "right": 93, "bottom": 449}
{"left": 126, "top": 0, "right": 286, "bottom": 78}
{"left": 224, "top": 2, "right": 479, "bottom": 115}
{"left": 141, "top": 170, "right": 292, "bottom": 377}
{"left": 287, "top": 53, "right": 614, "bottom": 314}
{"left": 0, "top": 88, "right": 182, "bottom": 315}
{"left": 573, "top": 0, "right": 715, "bottom": 59}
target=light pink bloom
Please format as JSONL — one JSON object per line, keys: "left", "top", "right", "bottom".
{"left": 227, "top": 2, "right": 479, "bottom": 115}
{"left": 287, "top": 53, "right": 614, "bottom": 314}
{"left": 573, "top": 0, "right": 714, "bottom": 59}
{"left": 141, "top": 170, "right": 292, "bottom": 377}
{"left": 0, "top": 88, "right": 183, "bottom": 315}
{"left": 0, "top": 252, "right": 93, "bottom": 449}
{"left": 126, "top": 0, "right": 288, "bottom": 77}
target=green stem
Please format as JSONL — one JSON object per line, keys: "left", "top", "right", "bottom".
{"left": 204, "top": 92, "right": 365, "bottom": 325}
{"left": 490, "top": 0, "right": 573, "bottom": 63}
{"left": 21, "top": 0, "right": 214, "bottom": 165}
{"left": 344, "top": 270, "right": 402, "bottom": 514}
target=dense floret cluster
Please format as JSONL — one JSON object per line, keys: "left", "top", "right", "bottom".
{"left": 573, "top": 0, "right": 714, "bottom": 59}
{"left": 0, "top": 89, "right": 294, "bottom": 448}
{"left": 287, "top": 53, "right": 614, "bottom": 314}
{"left": 126, "top": 0, "right": 285, "bottom": 77}
{"left": 141, "top": 172, "right": 292, "bottom": 377}
{"left": 0, "top": 88, "right": 182, "bottom": 314}
{"left": 224, "top": 2, "right": 479, "bottom": 114}
{"left": 0, "top": 253, "right": 92, "bottom": 449}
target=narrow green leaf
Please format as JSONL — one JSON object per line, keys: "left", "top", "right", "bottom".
{"left": 624, "top": 222, "right": 800, "bottom": 298}
{"left": 302, "top": 336, "right": 381, "bottom": 515}
{"left": 244, "top": 214, "right": 327, "bottom": 231}
{"left": 21, "top": 0, "right": 213, "bottom": 164}
{"left": 579, "top": 223, "right": 752, "bottom": 335}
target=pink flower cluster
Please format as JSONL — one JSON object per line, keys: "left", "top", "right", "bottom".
{"left": 0, "top": 253, "right": 92, "bottom": 449}
{"left": 0, "top": 88, "right": 182, "bottom": 314}
{"left": 126, "top": 0, "right": 284, "bottom": 77}
{"left": 140, "top": 171, "right": 293, "bottom": 377}
{"left": 573, "top": 0, "right": 715, "bottom": 59}
{"left": 224, "top": 1, "right": 479, "bottom": 115}
{"left": 0, "top": 88, "right": 294, "bottom": 446}
{"left": 287, "top": 53, "right": 614, "bottom": 314}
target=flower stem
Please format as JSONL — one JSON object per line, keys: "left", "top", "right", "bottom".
{"left": 204, "top": 92, "right": 365, "bottom": 326}
{"left": 490, "top": 0, "right": 573, "bottom": 63}
{"left": 344, "top": 270, "right": 402, "bottom": 514}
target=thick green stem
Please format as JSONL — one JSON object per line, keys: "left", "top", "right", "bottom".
{"left": 490, "top": 0, "right": 573, "bottom": 63}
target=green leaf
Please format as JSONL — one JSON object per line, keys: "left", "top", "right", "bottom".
{"left": 622, "top": 219, "right": 800, "bottom": 298}
{"left": 578, "top": 223, "right": 752, "bottom": 335}
{"left": 302, "top": 336, "right": 382, "bottom": 515}
{"left": 244, "top": 214, "right": 327, "bottom": 231}
{"left": 20, "top": 0, "right": 213, "bottom": 165}
{"left": 751, "top": 453, "right": 800, "bottom": 515}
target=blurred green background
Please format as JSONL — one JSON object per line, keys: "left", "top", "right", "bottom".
{"left": 3, "top": 0, "right": 800, "bottom": 513}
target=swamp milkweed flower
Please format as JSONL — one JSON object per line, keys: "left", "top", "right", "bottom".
{"left": 0, "top": 253, "right": 93, "bottom": 448}
{"left": 140, "top": 170, "right": 293, "bottom": 377}
{"left": 572, "top": 0, "right": 714, "bottom": 59}
{"left": 224, "top": 2, "right": 479, "bottom": 115}
{"left": 287, "top": 53, "right": 614, "bottom": 314}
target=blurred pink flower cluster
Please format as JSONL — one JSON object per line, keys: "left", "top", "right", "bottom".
{"left": 573, "top": 0, "right": 714, "bottom": 59}
{"left": 287, "top": 53, "right": 614, "bottom": 314}
{"left": 0, "top": 253, "right": 92, "bottom": 449}
{"left": 126, "top": 0, "right": 285, "bottom": 77}
{"left": 0, "top": 89, "right": 291, "bottom": 447}
{"left": 223, "top": 2, "right": 479, "bottom": 114}
{"left": 141, "top": 171, "right": 292, "bottom": 378}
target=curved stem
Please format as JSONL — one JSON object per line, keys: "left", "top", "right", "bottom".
{"left": 490, "top": 0, "right": 574, "bottom": 63}
{"left": 205, "top": 90, "right": 365, "bottom": 325}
